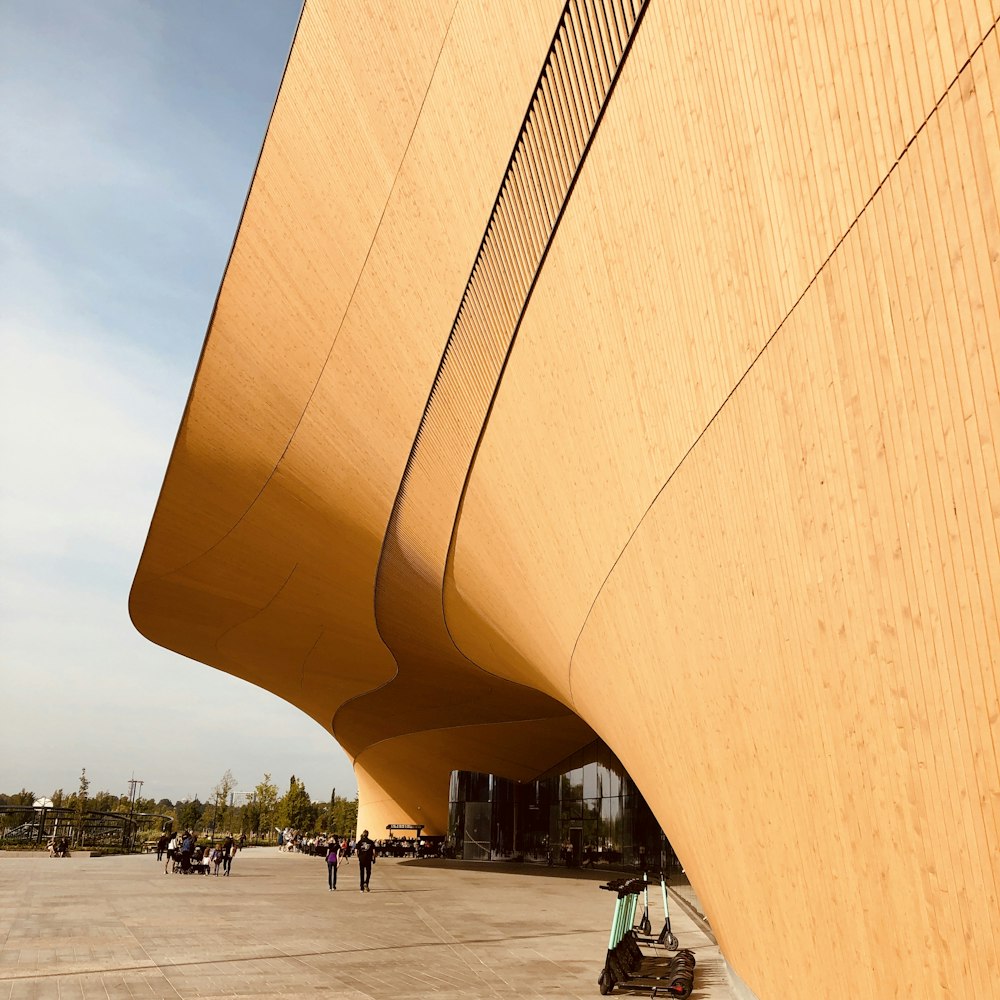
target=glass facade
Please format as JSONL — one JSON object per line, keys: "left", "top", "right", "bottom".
{"left": 447, "top": 741, "right": 679, "bottom": 871}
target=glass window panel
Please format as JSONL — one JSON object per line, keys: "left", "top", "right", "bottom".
{"left": 466, "top": 771, "right": 490, "bottom": 802}
{"left": 583, "top": 762, "right": 598, "bottom": 798}
{"left": 605, "top": 768, "right": 622, "bottom": 799}
{"left": 602, "top": 796, "right": 622, "bottom": 860}
{"left": 567, "top": 767, "right": 584, "bottom": 800}
{"left": 463, "top": 802, "right": 490, "bottom": 860}
{"left": 448, "top": 799, "right": 463, "bottom": 845}
{"left": 581, "top": 821, "right": 597, "bottom": 866}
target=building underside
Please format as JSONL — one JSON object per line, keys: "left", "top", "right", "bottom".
{"left": 131, "top": 1, "right": 1000, "bottom": 996}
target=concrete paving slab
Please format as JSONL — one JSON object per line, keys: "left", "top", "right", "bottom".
{"left": 0, "top": 850, "right": 735, "bottom": 999}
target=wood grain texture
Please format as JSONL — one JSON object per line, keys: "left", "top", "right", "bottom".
{"left": 447, "top": 6, "right": 1000, "bottom": 998}
{"left": 133, "top": 2, "right": 1000, "bottom": 996}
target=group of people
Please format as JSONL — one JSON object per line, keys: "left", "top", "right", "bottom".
{"left": 280, "top": 828, "right": 376, "bottom": 892}
{"left": 46, "top": 837, "right": 70, "bottom": 857}
{"left": 157, "top": 830, "right": 239, "bottom": 876}
{"left": 154, "top": 825, "right": 380, "bottom": 892}
{"left": 321, "top": 829, "right": 376, "bottom": 892}
{"left": 279, "top": 828, "right": 352, "bottom": 855}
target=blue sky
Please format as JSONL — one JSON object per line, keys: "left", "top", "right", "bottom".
{"left": 0, "top": 0, "right": 359, "bottom": 804}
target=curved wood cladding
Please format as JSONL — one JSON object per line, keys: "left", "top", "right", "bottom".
{"left": 131, "top": 1, "right": 587, "bottom": 758}
{"left": 335, "top": 0, "right": 649, "bottom": 752}
{"left": 447, "top": 6, "right": 1000, "bottom": 999}
{"left": 446, "top": 0, "right": 1000, "bottom": 696}
{"left": 353, "top": 713, "right": 603, "bottom": 833}
{"left": 133, "top": 1, "right": 1000, "bottom": 997}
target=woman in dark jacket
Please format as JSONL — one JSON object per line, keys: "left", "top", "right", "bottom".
{"left": 326, "top": 839, "right": 340, "bottom": 890}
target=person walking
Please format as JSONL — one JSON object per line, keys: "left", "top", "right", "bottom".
{"left": 222, "top": 833, "right": 235, "bottom": 876}
{"left": 180, "top": 831, "right": 195, "bottom": 873}
{"left": 355, "top": 829, "right": 376, "bottom": 892}
{"left": 164, "top": 833, "right": 178, "bottom": 874}
{"left": 326, "top": 839, "right": 340, "bottom": 890}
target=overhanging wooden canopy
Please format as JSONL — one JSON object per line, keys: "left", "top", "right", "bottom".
{"left": 132, "top": 1, "right": 1000, "bottom": 996}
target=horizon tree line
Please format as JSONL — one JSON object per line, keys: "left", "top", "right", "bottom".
{"left": 0, "top": 768, "right": 359, "bottom": 842}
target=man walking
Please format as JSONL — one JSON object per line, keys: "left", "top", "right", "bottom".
{"left": 222, "top": 833, "right": 235, "bottom": 876}
{"left": 355, "top": 829, "right": 376, "bottom": 892}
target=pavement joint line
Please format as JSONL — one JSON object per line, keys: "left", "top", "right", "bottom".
{"left": 114, "top": 895, "right": 184, "bottom": 1000}
{"left": 390, "top": 893, "right": 510, "bottom": 997}
{"left": 0, "top": 928, "right": 603, "bottom": 983}
{"left": 1, "top": 853, "right": 734, "bottom": 997}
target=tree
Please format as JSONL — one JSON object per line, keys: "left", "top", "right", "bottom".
{"left": 315, "top": 793, "right": 358, "bottom": 837}
{"left": 252, "top": 773, "right": 279, "bottom": 840}
{"left": 278, "top": 776, "right": 313, "bottom": 831}
{"left": 132, "top": 795, "right": 156, "bottom": 814}
{"left": 210, "top": 770, "right": 238, "bottom": 837}
{"left": 243, "top": 794, "right": 261, "bottom": 839}
{"left": 330, "top": 794, "right": 359, "bottom": 837}
{"left": 176, "top": 798, "right": 204, "bottom": 832}
{"left": 74, "top": 769, "right": 89, "bottom": 844}
{"left": 89, "top": 790, "right": 119, "bottom": 812}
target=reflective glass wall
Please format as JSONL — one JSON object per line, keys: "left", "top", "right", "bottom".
{"left": 447, "top": 741, "right": 679, "bottom": 871}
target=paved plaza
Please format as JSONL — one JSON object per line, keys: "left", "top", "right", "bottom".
{"left": 0, "top": 849, "right": 735, "bottom": 999}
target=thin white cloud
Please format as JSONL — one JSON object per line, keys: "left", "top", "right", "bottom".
{"left": 0, "top": 301, "right": 177, "bottom": 562}
{"left": 1, "top": 3, "right": 167, "bottom": 197}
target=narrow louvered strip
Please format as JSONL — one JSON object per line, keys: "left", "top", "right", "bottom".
{"left": 550, "top": 41, "right": 586, "bottom": 156}
{"left": 376, "top": 0, "right": 650, "bottom": 682}
{"left": 565, "top": 12, "right": 600, "bottom": 126}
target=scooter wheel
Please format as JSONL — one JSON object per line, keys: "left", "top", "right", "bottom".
{"left": 598, "top": 969, "right": 614, "bottom": 995}
{"left": 666, "top": 933, "right": 679, "bottom": 951}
